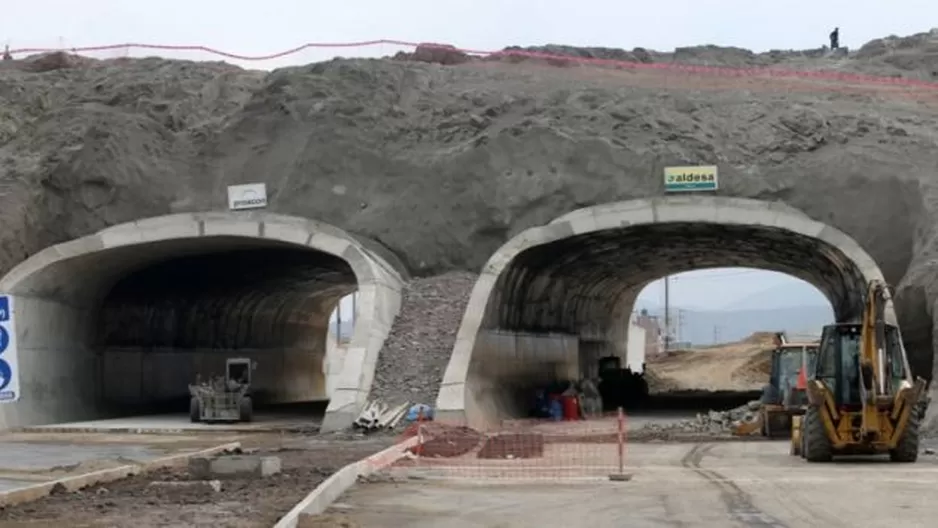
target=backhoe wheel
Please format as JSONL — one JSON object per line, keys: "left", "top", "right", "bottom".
{"left": 239, "top": 396, "right": 253, "bottom": 423}
{"left": 802, "top": 406, "right": 833, "bottom": 462}
{"left": 890, "top": 401, "right": 924, "bottom": 463}
{"left": 189, "top": 397, "right": 201, "bottom": 423}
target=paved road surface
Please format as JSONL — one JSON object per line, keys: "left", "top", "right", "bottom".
{"left": 322, "top": 441, "right": 938, "bottom": 527}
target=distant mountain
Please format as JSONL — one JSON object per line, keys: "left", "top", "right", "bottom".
{"left": 634, "top": 304, "right": 833, "bottom": 346}
{"left": 718, "top": 282, "right": 829, "bottom": 311}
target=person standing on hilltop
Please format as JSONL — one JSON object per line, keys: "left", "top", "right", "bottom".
{"left": 830, "top": 27, "right": 840, "bottom": 50}
{"left": 2, "top": 45, "right": 11, "bottom": 61}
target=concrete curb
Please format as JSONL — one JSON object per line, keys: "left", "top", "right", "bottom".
{"left": 273, "top": 436, "right": 419, "bottom": 528}
{"left": 0, "top": 441, "right": 240, "bottom": 507}
{"left": 19, "top": 425, "right": 301, "bottom": 435}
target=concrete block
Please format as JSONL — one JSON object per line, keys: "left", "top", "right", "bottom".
{"left": 435, "top": 382, "right": 466, "bottom": 412}
{"left": 567, "top": 214, "right": 598, "bottom": 235}
{"left": 326, "top": 387, "right": 364, "bottom": 412}
{"left": 319, "top": 408, "right": 357, "bottom": 433}
{"left": 308, "top": 233, "right": 351, "bottom": 258}
{"left": 652, "top": 200, "right": 719, "bottom": 224}
{"left": 263, "top": 222, "right": 313, "bottom": 245}
{"left": 590, "top": 199, "right": 656, "bottom": 223}
{"left": 202, "top": 219, "right": 261, "bottom": 237}
{"left": 188, "top": 455, "right": 282, "bottom": 479}
{"left": 123, "top": 216, "right": 201, "bottom": 243}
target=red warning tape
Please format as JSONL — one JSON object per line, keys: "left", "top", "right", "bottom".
{"left": 7, "top": 40, "right": 938, "bottom": 90}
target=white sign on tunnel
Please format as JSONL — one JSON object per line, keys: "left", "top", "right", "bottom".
{"left": 227, "top": 183, "right": 269, "bottom": 211}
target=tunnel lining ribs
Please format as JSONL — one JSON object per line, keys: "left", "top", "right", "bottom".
{"left": 0, "top": 212, "right": 403, "bottom": 431}
{"left": 436, "top": 196, "right": 893, "bottom": 429}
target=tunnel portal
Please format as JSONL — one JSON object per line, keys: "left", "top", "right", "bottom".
{"left": 436, "top": 197, "right": 891, "bottom": 429}
{"left": 0, "top": 213, "right": 404, "bottom": 431}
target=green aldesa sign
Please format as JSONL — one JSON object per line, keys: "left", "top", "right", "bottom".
{"left": 663, "top": 165, "right": 719, "bottom": 192}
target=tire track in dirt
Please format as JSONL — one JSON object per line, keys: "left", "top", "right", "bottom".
{"left": 680, "top": 443, "right": 788, "bottom": 528}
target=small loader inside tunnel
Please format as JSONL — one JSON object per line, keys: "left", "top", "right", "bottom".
{"left": 97, "top": 245, "right": 357, "bottom": 420}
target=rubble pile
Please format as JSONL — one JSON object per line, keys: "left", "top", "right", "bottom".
{"left": 638, "top": 401, "right": 762, "bottom": 437}
{"left": 368, "top": 272, "right": 477, "bottom": 411}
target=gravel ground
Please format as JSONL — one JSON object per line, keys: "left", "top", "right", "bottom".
{"left": 0, "top": 434, "right": 394, "bottom": 528}
{"left": 368, "top": 272, "right": 478, "bottom": 408}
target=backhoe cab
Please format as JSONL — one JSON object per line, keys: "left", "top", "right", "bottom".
{"left": 758, "top": 334, "right": 818, "bottom": 438}
{"left": 792, "top": 280, "right": 926, "bottom": 462}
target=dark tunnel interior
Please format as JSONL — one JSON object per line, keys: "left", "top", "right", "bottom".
{"left": 94, "top": 247, "right": 357, "bottom": 414}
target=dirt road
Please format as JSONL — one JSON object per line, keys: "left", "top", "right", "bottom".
{"left": 646, "top": 333, "right": 778, "bottom": 393}
{"left": 0, "top": 433, "right": 394, "bottom": 528}
{"left": 316, "top": 442, "right": 938, "bottom": 527}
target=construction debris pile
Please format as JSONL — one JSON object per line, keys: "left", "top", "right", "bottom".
{"left": 368, "top": 272, "right": 477, "bottom": 409}
{"left": 637, "top": 401, "right": 762, "bottom": 437}
{"left": 353, "top": 401, "right": 414, "bottom": 431}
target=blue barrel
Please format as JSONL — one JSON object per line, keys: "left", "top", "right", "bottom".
{"left": 549, "top": 398, "right": 563, "bottom": 421}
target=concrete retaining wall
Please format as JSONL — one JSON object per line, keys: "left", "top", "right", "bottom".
{"left": 324, "top": 327, "right": 349, "bottom": 398}
{"left": 466, "top": 331, "right": 579, "bottom": 425}
{"left": 102, "top": 347, "right": 327, "bottom": 405}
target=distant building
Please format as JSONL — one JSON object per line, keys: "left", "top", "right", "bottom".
{"left": 633, "top": 309, "right": 663, "bottom": 358}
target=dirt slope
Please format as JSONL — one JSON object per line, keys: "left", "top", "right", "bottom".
{"left": 646, "top": 333, "right": 778, "bottom": 392}
{"left": 2, "top": 32, "right": 938, "bottom": 381}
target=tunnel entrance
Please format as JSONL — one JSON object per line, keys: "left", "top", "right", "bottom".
{"left": 634, "top": 267, "right": 834, "bottom": 418}
{"left": 97, "top": 245, "right": 356, "bottom": 420}
{"left": 436, "top": 197, "right": 892, "bottom": 430}
{"left": 0, "top": 213, "right": 404, "bottom": 431}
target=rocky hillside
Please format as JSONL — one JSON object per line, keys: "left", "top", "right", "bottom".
{"left": 2, "top": 33, "right": 938, "bottom": 382}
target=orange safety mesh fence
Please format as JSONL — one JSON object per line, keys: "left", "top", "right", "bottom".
{"left": 386, "top": 409, "right": 629, "bottom": 480}
{"left": 5, "top": 40, "right": 938, "bottom": 106}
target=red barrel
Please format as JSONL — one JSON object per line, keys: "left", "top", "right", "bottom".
{"left": 561, "top": 395, "right": 579, "bottom": 420}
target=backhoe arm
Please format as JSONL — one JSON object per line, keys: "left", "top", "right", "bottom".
{"left": 859, "top": 280, "right": 889, "bottom": 437}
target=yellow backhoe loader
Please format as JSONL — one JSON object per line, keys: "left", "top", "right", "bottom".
{"left": 790, "top": 280, "right": 927, "bottom": 462}
{"left": 731, "top": 333, "right": 817, "bottom": 438}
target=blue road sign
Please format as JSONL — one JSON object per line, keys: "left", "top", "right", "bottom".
{"left": 0, "top": 326, "right": 7, "bottom": 355}
{"left": 0, "top": 296, "right": 8, "bottom": 322}
{"left": 0, "top": 359, "right": 12, "bottom": 391}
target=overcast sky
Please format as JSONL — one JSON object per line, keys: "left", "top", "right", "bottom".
{"left": 8, "top": 0, "right": 906, "bottom": 311}
{"left": 6, "top": 0, "right": 934, "bottom": 67}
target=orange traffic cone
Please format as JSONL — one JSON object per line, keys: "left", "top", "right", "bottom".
{"left": 796, "top": 367, "right": 807, "bottom": 389}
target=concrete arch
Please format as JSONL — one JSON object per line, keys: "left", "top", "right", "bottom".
{"left": 435, "top": 196, "right": 892, "bottom": 428}
{"left": 0, "top": 211, "right": 403, "bottom": 431}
